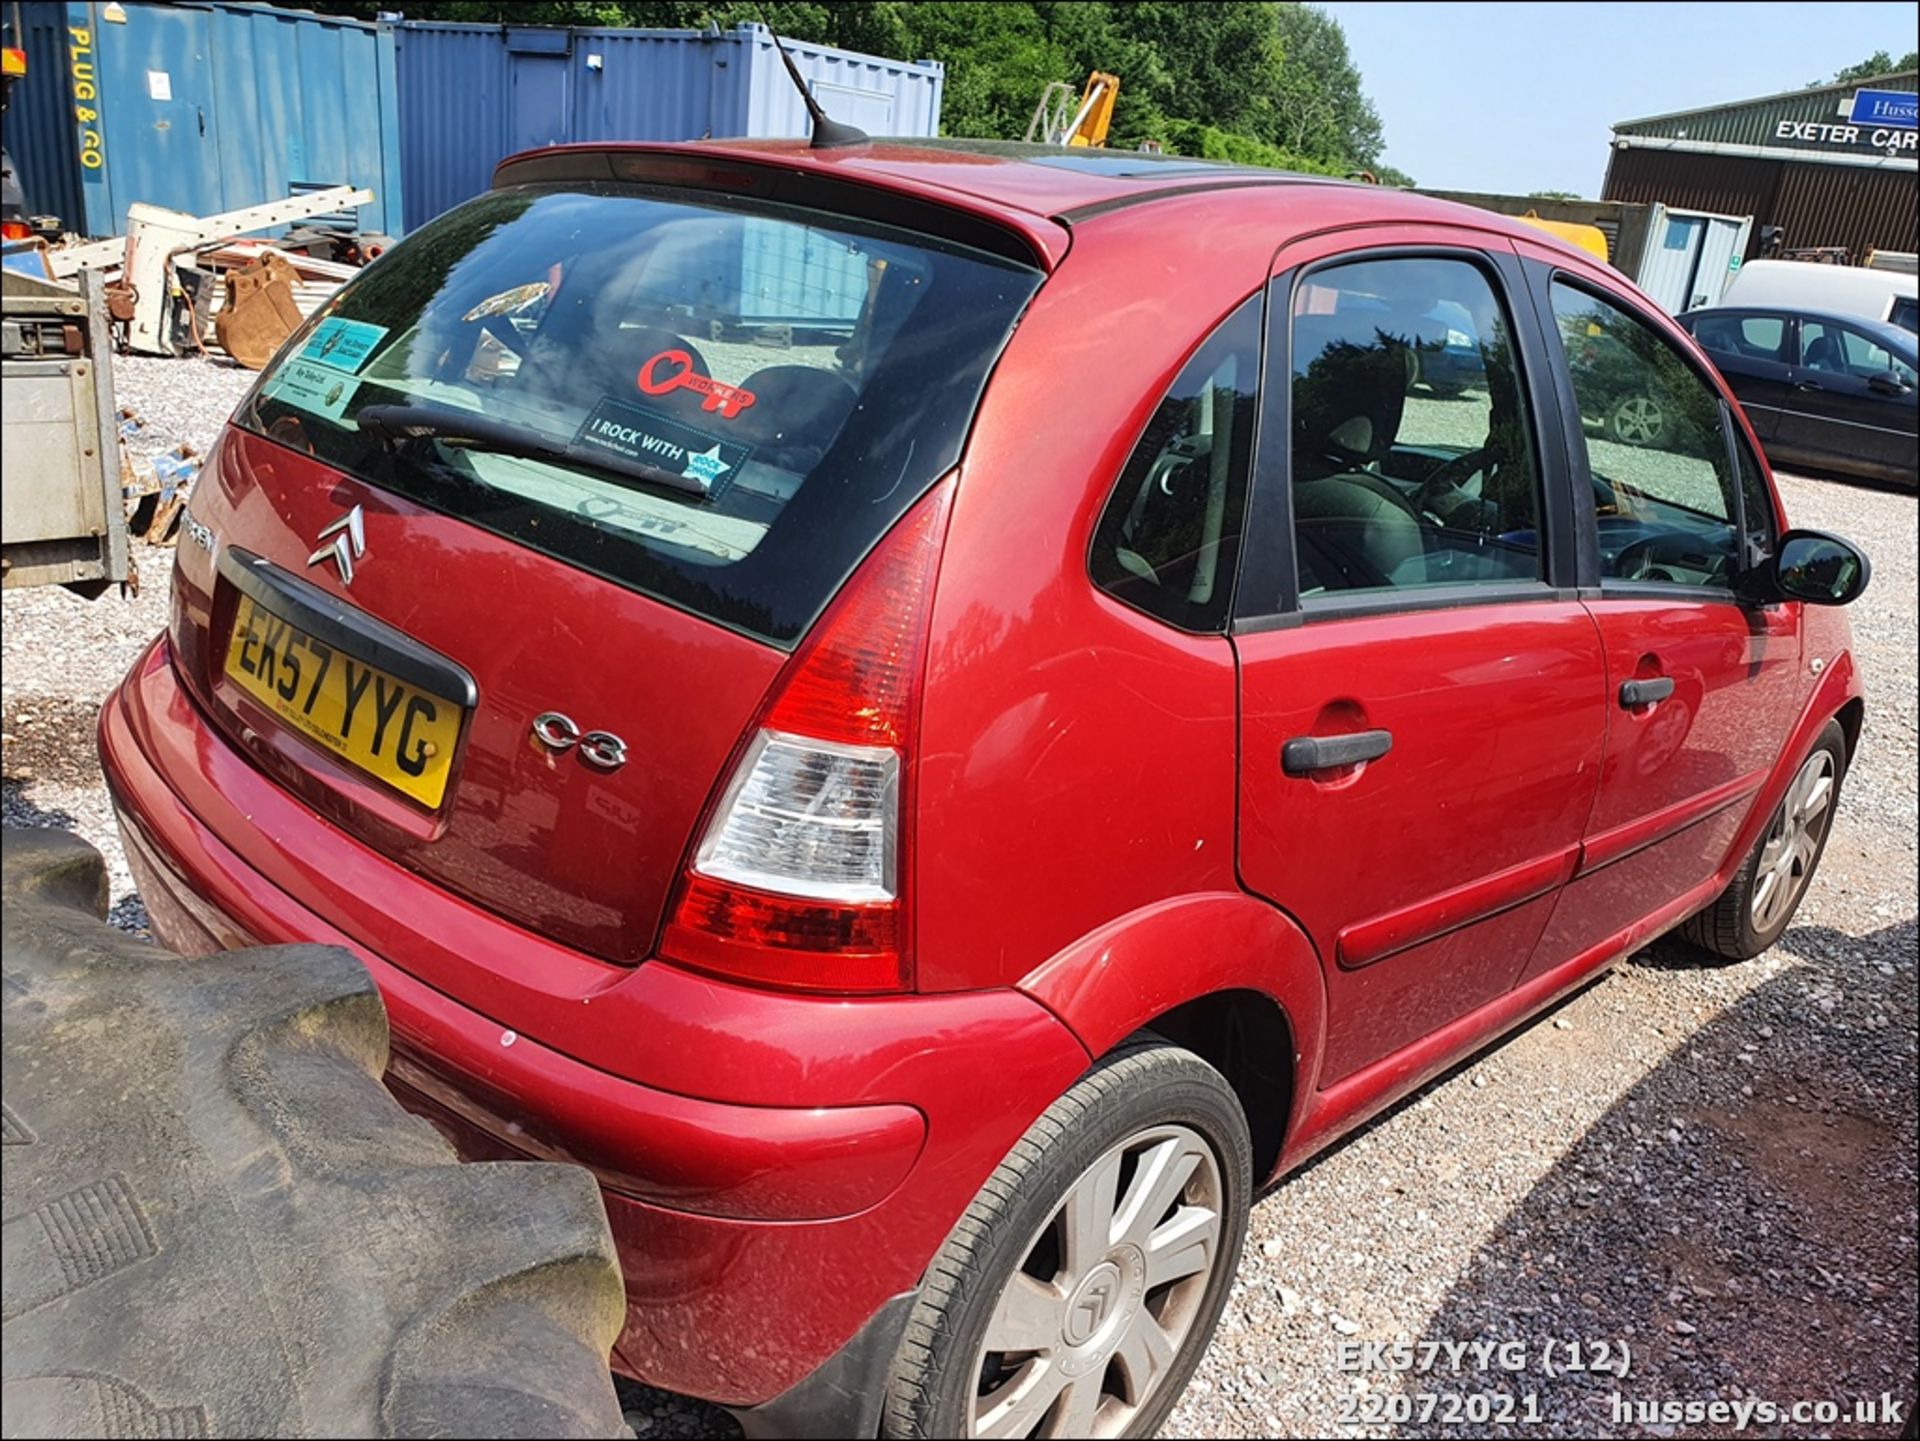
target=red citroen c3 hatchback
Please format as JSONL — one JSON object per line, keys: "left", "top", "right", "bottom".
{"left": 101, "top": 140, "right": 1871, "bottom": 1438}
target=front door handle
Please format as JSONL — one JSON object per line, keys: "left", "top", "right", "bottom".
{"left": 1619, "top": 677, "right": 1675, "bottom": 708}
{"left": 1793, "top": 380, "right": 1824, "bottom": 392}
{"left": 1282, "top": 729, "right": 1392, "bottom": 776}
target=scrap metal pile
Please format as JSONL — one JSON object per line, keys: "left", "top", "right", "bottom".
{"left": 3, "top": 185, "right": 386, "bottom": 368}
{"left": 2, "top": 187, "right": 388, "bottom": 595}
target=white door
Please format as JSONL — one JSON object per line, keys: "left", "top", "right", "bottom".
{"left": 1689, "top": 219, "right": 1746, "bottom": 310}
{"left": 1637, "top": 215, "right": 1704, "bottom": 313}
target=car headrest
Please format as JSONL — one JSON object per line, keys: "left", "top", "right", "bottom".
{"left": 1292, "top": 315, "right": 1410, "bottom": 473}
{"left": 734, "top": 365, "right": 859, "bottom": 470}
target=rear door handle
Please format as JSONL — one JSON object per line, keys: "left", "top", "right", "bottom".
{"left": 1619, "top": 677, "right": 1675, "bottom": 707}
{"left": 1282, "top": 729, "right": 1392, "bottom": 775}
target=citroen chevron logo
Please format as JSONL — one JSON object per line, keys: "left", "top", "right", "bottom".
{"left": 308, "top": 505, "right": 366, "bottom": 586}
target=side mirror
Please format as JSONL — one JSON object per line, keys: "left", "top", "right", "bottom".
{"left": 1772, "top": 529, "right": 1871, "bottom": 606}
{"left": 1867, "top": 370, "right": 1913, "bottom": 397}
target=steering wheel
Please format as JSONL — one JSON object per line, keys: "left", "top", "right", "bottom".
{"left": 1613, "top": 531, "right": 1732, "bottom": 586}
{"left": 429, "top": 313, "right": 531, "bottom": 385}
{"left": 1414, "top": 446, "right": 1496, "bottom": 523}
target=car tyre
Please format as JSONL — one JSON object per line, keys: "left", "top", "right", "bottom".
{"left": 1681, "top": 721, "right": 1847, "bottom": 961}
{"left": 882, "top": 1038, "right": 1252, "bottom": 1440}
{"left": 0, "top": 828, "right": 629, "bottom": 1438}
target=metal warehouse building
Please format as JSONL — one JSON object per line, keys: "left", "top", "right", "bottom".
{"left": 1603, "top": 70, "right": 1917, "bottom": 264}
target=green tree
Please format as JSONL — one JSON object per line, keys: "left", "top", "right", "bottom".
{"left": 1828, "top": 49, "right": 1918, "bottom": 85}
{"left": 1263, "top": 5, "right": 1384, "bottom": 167}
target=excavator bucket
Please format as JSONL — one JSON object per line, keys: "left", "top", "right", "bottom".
{"left": 213, "top": 251, "right": 304, "bottom": 370}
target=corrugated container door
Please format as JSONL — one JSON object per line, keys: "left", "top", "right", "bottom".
{"left": 1687, "top": 218, "right": 1746, "bottom": 310}
{"left": 567, "top": 29, "right": 735, "bottom": 149}
{"left": 1635, "top": 213, "right": 1703, "bottom": 313}
{"left": 8, "top": 4, "right": 86, "bottom": 232}
{"left": 395, "top": 23, "right": 513, "bottom": 234}
{"left": 506, "top": 27, "right": 571, "bottom": 154}
{"left": 201, "top": 3, "right": 403, "bottom": 238}
{"left": 88, "top": 0, "right": 224, "bottom": 229}
{"left": 41, "top": 0, "right": 401, "bottom": 238}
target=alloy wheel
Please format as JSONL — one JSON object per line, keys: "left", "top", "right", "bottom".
{"left": 969, "top": 1125, "right": 1224, "bottom": 1439}
{"left": 1611, "top": 393, "right": 1667, "bottom": 446}
{"left": 1751, "top": 748, "right": 1836, "bottom": 934}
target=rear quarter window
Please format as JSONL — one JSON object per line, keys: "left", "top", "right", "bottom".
{"left": 240, "top": 184, "right": 1043, "bottom": 645}
{"left": 1088, "top": 294, "right": 1262, "bottom": 632}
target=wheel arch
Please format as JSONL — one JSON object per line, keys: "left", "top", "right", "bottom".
{"left": 1134, "top": 988, "right": 1294, "bottom": 1183}
{"left": 1018, "top": 892, "right": 1327, "bottom": 1186}
{"left": 1835, "top": 695, "right": 1865, "bottom": 762}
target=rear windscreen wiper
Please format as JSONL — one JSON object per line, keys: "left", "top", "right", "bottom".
{"left": 355, "top": 403, "right": 710, "bottom": 499}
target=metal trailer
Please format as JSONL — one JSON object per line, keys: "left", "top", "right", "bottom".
{"left": 1, "top": 267, "right": 126, "bottom": 594}
{"left": 1417, "top": 189, "right": 1753, "bottom": 313}
{"left": 393, "top": 21, "right": 944, "bottom": 233}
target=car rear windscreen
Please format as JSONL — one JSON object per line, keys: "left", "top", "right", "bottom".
{"left": 239, "top": 182, "right": 1043, "bottom": 644}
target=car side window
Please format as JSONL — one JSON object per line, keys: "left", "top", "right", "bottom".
{"left": 1694, "top": 313, "right": 1786, "bottom": 363}
{"left": 1801, "top": 320, "right": 1917, "bottom": 385}
{"left": 1288, "top": 256, "right": 1543, "bottom": 598}
{"left": 1738, "top": 315, "right": 1788, "bottom": 360}
{"left": 1549, "top": 281, "right": 1742, "bottom": 590}
{"left": 1089, "top": 293, "right": 1261, "bottom": 632}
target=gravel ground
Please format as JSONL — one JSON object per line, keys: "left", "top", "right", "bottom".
{"left": 3, "top": 352, "right": 1913, "bottom": 1438}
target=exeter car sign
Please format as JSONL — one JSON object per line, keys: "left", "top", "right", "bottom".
{"left": 1849, "top": 88, "right": 1919, "bottom": 129}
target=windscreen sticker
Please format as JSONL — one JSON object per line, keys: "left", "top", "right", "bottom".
{"left": 300, "top": 317, "right": 390, "bottom": 374}
{"left": 258, "top": 356, "right": 361, "bottom": 423}
{"left": 574, "top": 397, "right": 752, "bottom": 499}
{"left": 637, "top": 349, "right": 757, "bottom": 420}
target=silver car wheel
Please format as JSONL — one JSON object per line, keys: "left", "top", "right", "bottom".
{"left": 969, "top": 1124, "right": 1224, "bottom": 1439}
{"left": 1611, "top": 393, "right": 1667, "bottom": 446}
{"left": 1751, "top": 748, "right": 1836, "bottom": 933}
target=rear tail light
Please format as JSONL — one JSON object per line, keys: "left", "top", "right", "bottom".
{"left": 659, "top": 476, "right": 954, "bottom": 994}
{"left": 1, "top": 220, "right": 32, "bottom": 242}
{"left": 695, "top": 732, "right": 898, "bottom": 900}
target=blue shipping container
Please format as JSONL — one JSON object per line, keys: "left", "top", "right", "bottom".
{"left": 9, "top": 0, "right": 402, "bottom": 238}
{"left": 4, "top": 4, "right": 88, "bottom": 233}
{"left": 394, "top": 21, "right": 943, "bottom": 233}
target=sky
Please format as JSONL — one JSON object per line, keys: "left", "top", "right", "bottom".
{"left": 1322, "top": 1, "right": 1918, "bottom": 197}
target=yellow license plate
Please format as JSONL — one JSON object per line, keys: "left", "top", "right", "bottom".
{"left": 224, "top": 592, "right": 464, "bottom": 808}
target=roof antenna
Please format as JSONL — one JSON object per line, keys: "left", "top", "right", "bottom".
{"left": 756, "top": 7, "right": 868, "bottom": 150}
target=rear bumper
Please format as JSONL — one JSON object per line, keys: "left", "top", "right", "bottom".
{"left": 101, "top": 637, "right": 1090, "bottom": 1406}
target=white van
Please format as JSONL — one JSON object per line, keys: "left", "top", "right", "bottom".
{"left": 1717, "top": 259, "right": 1919, "bottom": 333}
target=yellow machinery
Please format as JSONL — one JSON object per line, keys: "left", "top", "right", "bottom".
{"left": 1515, "top": 211, "right": 1610, "bottom": 264}
{"left": 1026, "top": 72, "right": 1121, "bottom": 148}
